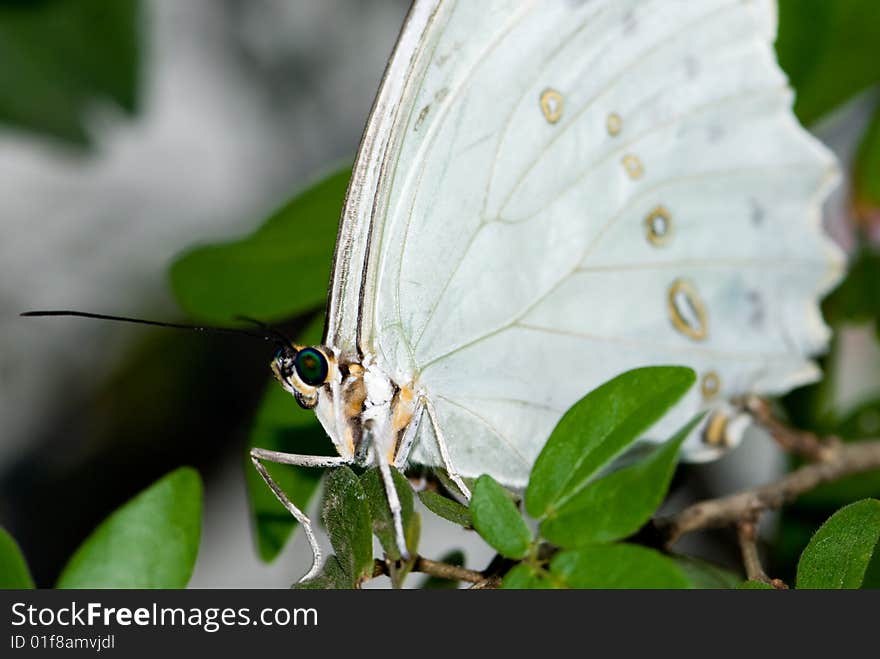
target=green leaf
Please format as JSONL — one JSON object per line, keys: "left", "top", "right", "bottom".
{"left": 676, "top": 556, "right": 743, "bottom": 589}
{"left": 541, "top": 415, "right": 697, "bottom": 547}
{"left": 170, "top": 167, "right": 350, "bottom": 324}
{"left": 0, "top": 528, "right": 34, "bottom": 589}
{"left": 470, "top": 475, "right": 532, "bottom": 560}
{"left": 418, "top": 490, "right": 473, "bottom": 529}
{"left": 502, "top": 563, "right": 558, "bottom": 590}
{"left": 776, "top": 0, "right": 880, "bottom": 124}
{"left": 797, "top": 499, "right": 880, "bottom": 589}
{"left": 293, "top": 555, "right": 352, "bottom": 590}
{"left": 863, "top": 541, "right": 880, "bottom": 589}
{"left": 526, "top": 366, "right": 696, "bottom": 519}
{"left": 360, "top": 467, "right": 417, "bottom": 561}
{"left": 57, "top": 467, "right": 202, "bottom": 588}
{"left": 550, "top": 544, "right": 690, "bottom": 589}
{"left": 0, "top": 0, "right": 141, "bottom": 144}
{"left": 321, "top": 467, "right": 374, "bottom": 585}
{"left": 738, "top": 580, "right": 775, "bottom": 590}
{"left": 419, "top": 550, "right": 465, "bottom": 590}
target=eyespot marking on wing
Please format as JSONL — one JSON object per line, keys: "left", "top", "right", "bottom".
{"left": 700, "top": 370, "right": 721, "bottom": 399}
{"left": 539, "top": 88, "right": 563, "bottom": 124}
{"left": 606, "top": 112, "right": 622, "bottom": 136}
{"left": 644, "top": 205, "right": 672, "bottom": 246}
{"left": 668, "top": 278, "right": 708, "bottom": 341}
{"left": 622, "top": 153, "right": 644, "bottom": 179}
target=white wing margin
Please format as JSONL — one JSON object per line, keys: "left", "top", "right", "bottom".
{"left": 344, "top": 0, "right": 844, "bottom": 487}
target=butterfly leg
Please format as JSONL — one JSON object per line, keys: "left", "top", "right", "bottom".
{"left": 371, "top": 441, "right": 409, "bottom": 560}
{"left": 423, "top": 396, "right": 472, "bottom": 500}
{"left": 249, "top": 448, "right": 351, "bottom": 582}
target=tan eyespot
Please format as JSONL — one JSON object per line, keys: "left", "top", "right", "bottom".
{"left": 667, "top": 278, "right": 708, "bottom": 341}
{"left": 644, "top": 206, "right": 672, "bottom": 246}
{"left": 622, "top": 154, "right": 644, "bottom": 179}
{"left": 703, "top": 413, "right": 729, "bottom": 447}
{"left": 540, "top": 88, "right": 563, "bottom": 124}
{"left": 607, "top": 112, "right": 622, "bottom": 136}
{"left": 700, "top": 371, "right": 721, "bottom": 399}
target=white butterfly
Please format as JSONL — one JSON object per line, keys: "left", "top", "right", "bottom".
{"left": 250, "top": 0, "right": 845, "bottom": 580}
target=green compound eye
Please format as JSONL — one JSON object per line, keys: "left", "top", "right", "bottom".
{"left": 294, "top": 347, "right": 328, "bottom": 386}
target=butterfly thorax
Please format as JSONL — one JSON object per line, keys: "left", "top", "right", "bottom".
{"left": 272, "top": 346, "right": 416, "bottom": 467}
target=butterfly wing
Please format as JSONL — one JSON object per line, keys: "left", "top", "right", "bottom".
{"left": 330, "top": 0, "right": 844, "bottom": 487}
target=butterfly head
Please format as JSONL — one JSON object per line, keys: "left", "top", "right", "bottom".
{"left": 271, "top": 344, "right": 334, "bottom": 409}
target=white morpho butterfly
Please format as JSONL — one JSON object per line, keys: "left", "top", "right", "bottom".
{"left": 23, "top": 0, "right": 844, "bottom": 582}
{"left": 251, "top": 0, "right": 845, "bottom": 579}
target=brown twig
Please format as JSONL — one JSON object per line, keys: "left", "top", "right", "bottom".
{"left": 745, "top": 396, "right": 840, "bottom": 461}
{"left": 656, "top": 439, "right": 880, "bottom": 545}
{"left": 373, "top": 555, "right": 485, "bottom": 584}
{"left": 736, "top": 520, "right": 770, "bottom": 584}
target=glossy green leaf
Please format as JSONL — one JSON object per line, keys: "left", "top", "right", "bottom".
{"left": 502, "top": 563, "right": 558, "bottom": 589}
{"left": 0, "top": 0, "right": 141, "bottom": 144}
{"left": 797, "top": 499, "right": 880, "bottom": 589}
{"left": 0, "top": 528, "right": 34, "bottom": 589}
{"left": 541, "top": 416, "right": 697, "bottom": 547}
{"left": 776, "top": 0, "right": 880, "bottom": 124}
{"left": 863, "top": 541, "right": 880, "bottom": 589}
{"left": 676, "top": 556, "right": 743, "bottom": 589}
{"left": 360, "top": 467, "right": 417, "bottom": 561}
{"left": 293, "top": 555, "right": 352, "bottom": 590}
{"left": 170, "top": 167, "right": 350, "bottom": 324}
{"left": 321, "top": 467, "right": 374, "bottom": 585}
{"left": 470, "top": 475, "right": 532, "bottom": 560}
{"left": 550, "top": 544, "right": 689, "bottom": 589}
{"left": 738, "top": 580, "right": 775, "bottom": 590}
{"left": 57, "top": 468, "right": 202, "bottom": 588}
{"left": 419, "top": 550, "right": 465, "bottom": 589}
{"left": 418, "top": 490, "right": 473, "bottom": 529}
{"left": 526, "top": 366, "right": 695, "bottom": 519}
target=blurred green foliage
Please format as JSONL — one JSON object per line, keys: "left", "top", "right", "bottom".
{"left": 170, "top": 168, "right": 351, "bottom": 326}
{"left": 0, "top": 0, "right": 141, "bottom": 144}
{"left": 776, "top": 0, "right": 880, "bottom": 125}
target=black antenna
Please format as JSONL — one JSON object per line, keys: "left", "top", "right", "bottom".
{"left": 234, "top": 314, "right": 296, "bottom": 347}
{"left": 20, "top": 310, "right": 290, "bottom": 348}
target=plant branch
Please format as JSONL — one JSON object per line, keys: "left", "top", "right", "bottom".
{"left": 656, "top": 439, "right": 880, "bottom": 546}
{"left": 745, "top": 396, "right": 840, "bottom": 461}
{"left": 736, "top": 520, "right": 769, "bottom": 583}
{"left": 372, "top": 555, "right": 485, "bottom": 584}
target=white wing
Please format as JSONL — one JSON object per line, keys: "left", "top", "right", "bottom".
{"left": 330, "top": 0, "right": 844, "bottom": 487}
